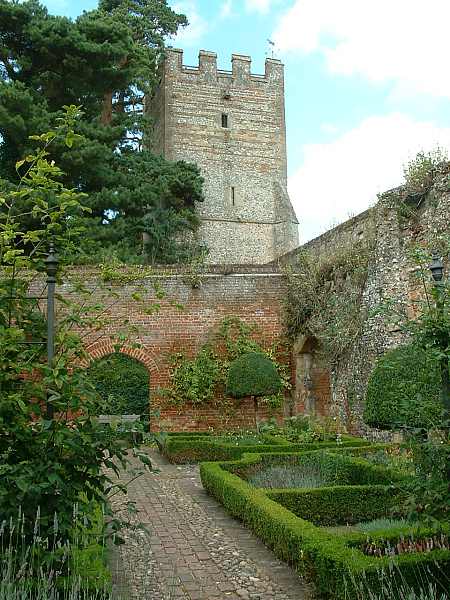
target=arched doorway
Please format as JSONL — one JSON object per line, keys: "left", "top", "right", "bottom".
{"left": 293, "top": 336, "right": 331, "bottom": 417}
{"left": 87, "top": 353, "right": 150, "bottom": 421}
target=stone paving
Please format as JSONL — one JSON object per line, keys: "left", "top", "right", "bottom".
{"left": 110, "top": 449, "right": 312, "bottom": 600}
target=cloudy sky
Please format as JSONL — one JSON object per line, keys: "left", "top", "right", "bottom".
{"left": 43, "top": 0, "right": 450, "bottom": 242}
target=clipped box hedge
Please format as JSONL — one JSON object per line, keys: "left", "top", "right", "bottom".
{"left": 227, "top": 448, "right": 406, "bottom": 484}
{"left": 267, "top": 486, "right": 402, "bottom": 527}
{"left": 157, "top": 432, "right": 368, "bottom": 463}
{"left": 200, "top": 452, "right": 450, "bottom": 599}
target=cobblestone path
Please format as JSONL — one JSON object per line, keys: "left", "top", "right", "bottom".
{"left": 110, "top": 449, "right": 311, "bottom": 600}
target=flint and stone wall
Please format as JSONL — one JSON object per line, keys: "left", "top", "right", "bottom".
{"left": 149, "top": 49, "right": 299, "bottom": 265}
{"left": 280, "top": 164, "right": 450, "bottom": 434}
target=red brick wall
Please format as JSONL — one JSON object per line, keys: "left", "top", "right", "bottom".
{"left": 65, "top": 266, "right": 289, "bottom": 432}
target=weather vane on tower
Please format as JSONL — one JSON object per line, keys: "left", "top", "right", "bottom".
{"left": 266, "top": 39, "right": 277, "bottom": 59}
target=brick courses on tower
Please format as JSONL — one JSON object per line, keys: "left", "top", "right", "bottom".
{"left": 149, "top": 48, "right": 299, "bottom": 265}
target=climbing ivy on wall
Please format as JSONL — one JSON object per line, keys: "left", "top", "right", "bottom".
{"left": 284, "top": 238, "right": 374, "bottom": 367}
{"left": 87, "top": 353, "right": 150, "bottom": 416}
{"left": 162, "top": 317, "right": 290, "bottom": 409}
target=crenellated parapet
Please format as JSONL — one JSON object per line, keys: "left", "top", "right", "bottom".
{"left": 165, "top": 48, "right": 284, "bottom": 87}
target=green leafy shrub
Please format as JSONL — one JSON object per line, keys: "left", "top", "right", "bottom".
{"left": 361, "top": 446, "right": 415, "bottom": 476}
{"left": 211, "top": 430, "right": 277, "bottom": 446}
{"left": 162, "top": 317, "right": 291, "bottom": 412}
{"left": 87, "top": 353, "right": 150, "bottom": 417}
{"left": 226, "top": 352, "right": 283, "bottom": 399}
{"left": 364, "top": 344, "right": 443, "bottom": 430}
{"left": 402, "top": 436, "right": 450, "bottom": 525}
{"left": 226, "top": 352, "right": 283, "bottom": 428}
{"left": 267, "top": 485, "right": 404, "bottom": 526}
{"left": 403, "top": 148, "right": 448, "bottom": 194}
{"left": 166, "top": 347, "right": 220, "bottom": 406}
{"left": 0, "top": 110, "right": 153, "bottom": 550}
{"left": 265, "top": 414, "right": 347, "bottom": 443}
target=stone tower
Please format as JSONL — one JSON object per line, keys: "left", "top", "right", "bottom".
{"left": 149, "top": 48, "right": 299, "bottom": 264}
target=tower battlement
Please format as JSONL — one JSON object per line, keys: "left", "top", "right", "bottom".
{"left": 165, "top": 48, "right": 284, "bottom": 85}
{"left": 149, "top": 48, "right": 299, "bottom": 265}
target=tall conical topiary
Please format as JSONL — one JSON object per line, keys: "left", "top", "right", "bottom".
{"left": 226, "top": 352, "right": 282, "bottom": 429}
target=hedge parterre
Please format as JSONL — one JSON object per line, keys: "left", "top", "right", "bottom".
{"left": 156, "top": 431, "right": 368, "bottom": 463}
{"left": 200, "top": 450, "right": 450, "bottom": 599}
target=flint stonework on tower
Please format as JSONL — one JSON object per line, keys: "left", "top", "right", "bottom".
{"left": 149, "top": 48, "right": 299, "bottom": 265}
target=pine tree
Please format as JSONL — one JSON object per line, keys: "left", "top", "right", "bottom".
{"left": 0, "top": 0, "right": 205, "bottom": 263}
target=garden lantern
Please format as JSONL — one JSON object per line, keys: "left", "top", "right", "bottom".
{"left": 429, "top": 253, "right": 444, "bottom": 283}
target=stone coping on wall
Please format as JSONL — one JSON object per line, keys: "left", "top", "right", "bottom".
{"left": 273, "top": 207, "right": 374, "bottom": 267}
{"left": 64, "top": 264, "right": 284, "bottom": 277}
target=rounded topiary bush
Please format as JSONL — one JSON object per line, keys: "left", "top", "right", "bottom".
{"left": 87, "top": 353, "right": 149, "bottom": 417}
{"left": 364, "top": 344, "right": 443, "bottom": 430}
{"left": 226, "top": 352, "right": 282, "bottom": 399}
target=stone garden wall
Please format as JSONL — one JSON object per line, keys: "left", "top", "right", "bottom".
{"left": 55, "top": 265, "right": 290, "bottom": 431}
{"left": 279, "top": 163, "right": 450, "bottom": 435}
{"left": 38, "top": 166, "right": 448, "bottom": 434}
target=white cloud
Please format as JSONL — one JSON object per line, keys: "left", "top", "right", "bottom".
{"left": 245, "top": 0, "right": 272, "bottom": 14}
{"left": 172, "top": 1, "right": 208, "bottom": 46}
{"left": 220, "top": 0, "right": 233, "bottom": 19}
{"left": 273, "top": 0, "right": 450, "bottom": 98}
{"left": 320, "top": 123, "right": 339, "bottom": 135}
{"left": 289, "top": 113, "right": 450, "bottom": 242}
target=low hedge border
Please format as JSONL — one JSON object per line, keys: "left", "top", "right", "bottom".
{"left": 199, "top": 454, "right": 450, "bottom": 599}
{"left": 226, "top": 449, "right": 408, "bottom": 487}
{"left": 267, "top": 485, "right": 404, "bottom": 526}
{"left": 158, "top": 433, "right": 368, "bottom": 463}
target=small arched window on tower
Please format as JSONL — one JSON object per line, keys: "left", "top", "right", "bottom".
{"left": 221, "top": 113, "right": 229, "bottom": 128}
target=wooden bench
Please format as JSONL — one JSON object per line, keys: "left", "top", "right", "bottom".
{"left": 97, "top": 414, "right": 142, "bottom": 444}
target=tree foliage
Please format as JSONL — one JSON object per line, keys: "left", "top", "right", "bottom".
{"left": 0, "top": 0, "right": 205, "bottom": 263}
{"left": 0, "top": 109, "right": 153, "bottom": 548}
{"left": 363, "top": 344, "right": 443, "bottom": 430}
{"left": 163, "top": 317, "right": 290, "bottom": 411}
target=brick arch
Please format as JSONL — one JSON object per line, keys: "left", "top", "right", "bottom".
{"left": 83, "top": 341, "right": 162, "bottom": 388}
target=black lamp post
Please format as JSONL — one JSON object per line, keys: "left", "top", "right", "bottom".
{"left": 429, "top": 253, "right": 450, "bottom": 422}
{"left": 44, "top": 243, "right": 59, "bottom": 419}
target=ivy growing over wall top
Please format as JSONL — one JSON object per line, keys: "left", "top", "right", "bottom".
{"left": 382, "top": 154, "right": 450, "bottom": 226}
{"left": 284, "top": 237, "right": 375, "bottom": 367}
